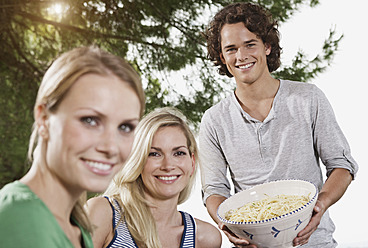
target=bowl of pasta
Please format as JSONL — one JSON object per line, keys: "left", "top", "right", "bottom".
{"left": 217, "top": 179, "right": 318, "bottom": 248}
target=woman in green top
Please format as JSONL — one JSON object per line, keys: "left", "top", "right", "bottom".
{"left": 0, "top": 46, "right": 145, "bottom": 247}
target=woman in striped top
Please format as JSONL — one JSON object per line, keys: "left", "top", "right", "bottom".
{"left": 87, "top": 107, "right": 222, "bottom": 248}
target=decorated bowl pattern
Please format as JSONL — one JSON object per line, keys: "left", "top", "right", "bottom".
{"left": 217, "top": 179, "right": 318, "bottom": 248}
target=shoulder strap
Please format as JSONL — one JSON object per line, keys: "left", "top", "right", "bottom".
{"left": 179, "top": 211, "right": 196, "bottom": 248}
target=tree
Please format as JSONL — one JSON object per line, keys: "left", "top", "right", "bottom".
{"left": 0, "top": 0, "right": 342, "bottom": 187}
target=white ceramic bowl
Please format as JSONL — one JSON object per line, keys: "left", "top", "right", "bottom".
{"left": 217, "top": 179, "right": 318, "bottom": 248}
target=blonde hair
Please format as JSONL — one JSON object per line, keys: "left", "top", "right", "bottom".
{"left": 104, "top": 107, "right": 199, "bottom": 248}
{"left": 27, "top": 46, "right": 145, "bottom": 233}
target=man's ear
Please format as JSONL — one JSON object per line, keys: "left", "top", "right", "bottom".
{"left": 220, "top": 53, "right": 226, "bottom": 64}
{"left": 265, "top": 44, "right": 271, "bottom": 56}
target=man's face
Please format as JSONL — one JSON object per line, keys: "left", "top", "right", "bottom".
{"left": 220, "top": 22, "right": 271, "bottom": 85}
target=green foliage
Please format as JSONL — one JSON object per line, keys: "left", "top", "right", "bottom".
{"left": 0, "top": 0, "right": 341, "bottom": 187}
{"left": 0, "top": 76, "right": 33, "bottom": 185}
{"left": 274, "top": 28, "right": 343, "bottom": 82}
{"left": 144, "top": 76, "right": 170, "bottom": 113}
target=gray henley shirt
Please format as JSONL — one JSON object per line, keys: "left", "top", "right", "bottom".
{"left": 199, "top": 80, "right": 358, "bottom": 247}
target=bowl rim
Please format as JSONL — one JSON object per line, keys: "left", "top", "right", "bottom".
{"left": 217, "top": 179, "right": 318, "bottom": 225}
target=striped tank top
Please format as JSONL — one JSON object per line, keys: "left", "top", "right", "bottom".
{"left": 104, "top": 196, "right": 196, "bottom": 248}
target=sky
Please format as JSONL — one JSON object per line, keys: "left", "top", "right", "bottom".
{"left": 178, "top": 0, "right": 368, "bottom": 247}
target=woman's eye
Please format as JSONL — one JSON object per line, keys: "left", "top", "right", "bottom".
{"left": 81, "top": 117, "right": 98, "bottom": 126}
{"left": 119, "top": 124, "right": 135, "bottom": 133}
{"left": 148, "top": 152, "right": 160, "bottom": 157}
{"left": 175, "top": 151, "right": 187, "bottom": 156}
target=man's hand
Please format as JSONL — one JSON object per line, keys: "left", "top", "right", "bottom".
{"left": 206, "top": 195, "right": 257, "bottom": 247}
{"left": 293, "top": 168, "right": 352, "bottom": 246}
{"left": 293, "top": 200, "right": 325, "bottom": 246}
{"left": 218, "top": 222, "right": 257, "bottom": 248}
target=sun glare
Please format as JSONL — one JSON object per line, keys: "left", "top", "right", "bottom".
{"left": 53, "top": 4, "right": 63, "bottom": 14}
{"left": 48, "top": 3, "right": 65, "bottom": 17}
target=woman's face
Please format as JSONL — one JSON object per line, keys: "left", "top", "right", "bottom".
{"left": 141, "top": 126, "right": 195, "bottom": 202}
{"left": 41, "top": 73, "right": 141, "bottom": 194}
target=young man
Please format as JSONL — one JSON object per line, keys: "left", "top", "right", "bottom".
{"left": 199, "top": 2, "right": 358, "bottom": 247}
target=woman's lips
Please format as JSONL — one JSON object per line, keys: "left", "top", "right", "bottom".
{"left": 84, "top": 159, "right": 114, "bottom": 176}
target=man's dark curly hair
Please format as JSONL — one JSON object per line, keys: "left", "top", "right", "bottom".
{"left": 205, "top": 2, "right": 282, "bottom": 77}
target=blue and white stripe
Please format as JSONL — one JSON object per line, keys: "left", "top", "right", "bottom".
{"left": 180, "top": 211, "right": 196, "bottom": 248}
{"left": 104, "top": 196, "right": 196, "bottom": 248}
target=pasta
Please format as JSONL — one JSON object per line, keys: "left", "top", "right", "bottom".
{"left": 225, "top": 194, "right": 310, "bottom": 222}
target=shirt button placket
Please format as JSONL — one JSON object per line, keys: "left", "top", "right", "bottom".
{"left": 258, "top": 125, "right": 265, "bottom": 159}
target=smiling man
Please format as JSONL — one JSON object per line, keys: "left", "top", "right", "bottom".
{"left": 199, "top": 2, "right": 358, "bottom": 248}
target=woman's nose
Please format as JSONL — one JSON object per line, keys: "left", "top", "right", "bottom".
{"left": 160, "top": 155, "right": 175, "bottom": 171}
{"left": 96, "top": 128, "right": 119, "bottom": 157}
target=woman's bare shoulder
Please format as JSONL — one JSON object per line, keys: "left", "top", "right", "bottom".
{"left": 195, "top": 218, "right": 222, "bottom": 248}
{"left": 86, "top": 196, "right": 114, "bottom": 248}
{"left": 86, "top": 196, "right": 112, "bottom": 220}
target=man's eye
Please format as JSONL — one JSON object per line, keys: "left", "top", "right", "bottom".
{"left": 226, "top": 48, "right": 236, "bottom": 53}
{"left": 81, "top": 117, "right": 98, "bottom": 126}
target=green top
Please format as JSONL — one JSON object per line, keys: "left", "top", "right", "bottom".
{"left": 0, "top": 181, "right": 93, "bottom": 248}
